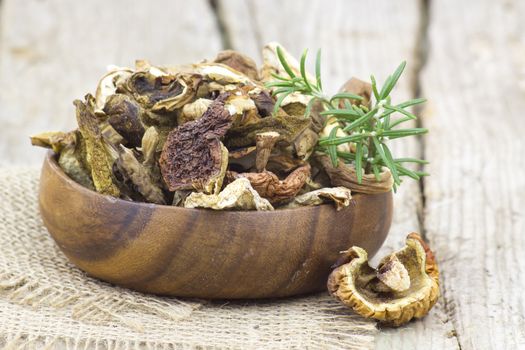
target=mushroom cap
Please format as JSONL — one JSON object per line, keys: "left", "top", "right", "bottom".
{"left": 327, "top": 233, "right": 440, "bottom": 327}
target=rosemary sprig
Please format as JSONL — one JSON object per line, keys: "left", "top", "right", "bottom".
{"left": 265, "top": 47, "right": 428, "bottom": 191}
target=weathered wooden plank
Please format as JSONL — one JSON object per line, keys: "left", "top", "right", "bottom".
{"left": 0, "top": 0, "right": 222, "bottom": 165}
{"left": 218, "top": 1, "right": 457, "bottom": 348}
{"left": 421, "top": 0, "right": 525, "bottom": 348}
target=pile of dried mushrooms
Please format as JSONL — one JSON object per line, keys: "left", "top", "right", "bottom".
{"left": 31, "top": 43, "right": 361, "bottom": 211}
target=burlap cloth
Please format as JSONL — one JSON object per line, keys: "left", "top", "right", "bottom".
{"left": 0, "top": 168, "right": 377, "bottom": 349}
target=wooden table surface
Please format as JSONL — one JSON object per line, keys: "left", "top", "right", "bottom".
{"left": 0, "top": 0, "right": 524, "bottom": 349}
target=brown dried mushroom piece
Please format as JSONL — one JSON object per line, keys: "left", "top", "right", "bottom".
{"left": 159, "top": 93, "right": 232, "bottom": 194}
{"left": 213, "top": 50, "right": 259, "bottom": 81}
{"left": 225, "top": 110, "right": 311, "bottom": 148}
{"left": 103, "top": 94, "right": 146, "bottom": 147}
{"left": 327, "top": 233, "right": 440, "bottom": 327}
{"left": 338, "top": 77, "right": 372, "bottom": 109}
{"left": 229, "top": 163, "right": 311, "bottom": 205}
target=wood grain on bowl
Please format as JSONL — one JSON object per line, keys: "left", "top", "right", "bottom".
{"left": 39, "top": 152, "right": 392, "bottom": 299}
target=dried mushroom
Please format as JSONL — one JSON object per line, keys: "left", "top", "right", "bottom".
{"left": 229, "top": 164, "right": 311, "bottom": 204}
{"left": 159, "top": 94, "right": 232, "bottom": 193}
{"left": 184, "top": 178, "right": 273, "bottom": 211}
{"left": 30, "top": 131, "right": 75, "bottom": 154}
{"left": 327, "top": 233, "right": 440, "bottom": 327}
{"left": 113, "top": 145, "right": 166, "bottom": 204}
{"left": 225, "top": 110, "right": 311, "bottom": 148}
{"left": 75, "top": 94, "right": 120, "bottom": 197}
{"left": 213, "top": 50, "right": 259, "bottom": 81}
{"left": 255, "top": 131, "right": 280, "bottom": 172}
{"left": 285, "top": 187, "right": 352, "bottom": 210}
{"left": 338, "top": 77, "right": 372, "bottom": 109}
{"left": 179, "top": 98, "right": 213, "bottom": 124}
{"left": 103, "top": 94, "right": 146, "bottom": 147}
{"left": 122, "top": 71, "right": 201, "bottom": 112}
{"left": 95, "top": 66, "right": 133, "bottom": 112}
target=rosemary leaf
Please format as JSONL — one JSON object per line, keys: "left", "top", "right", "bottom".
{"left": 276, "top": 46, "right": 296, "bottom": 78}
{"left": 300, "top": 49, "right": 313, "bottom": 92}
{"left": 320, "top": 108, "right": 361, "bottom": 117}
{"left": 382, "top": 143, "right": 400, "bottom": 185}
{"left": 380, "top": 61, "right": 406, "bottom": 100}
{"left": 382, "top": 128, "right": 428, "bottom": 139}
{"left": 315, "top": 49, "right": 323, "bottom": 90}
{"left": 383, "top": 104, "right": 417, "bottom": 120}
{"left": 343, "top": 107, "right": 378, "bottom": 132}
{"left": 370, "top": 75, "right": 380, "bottom": 101}
{"left": 329, "top": 93, "right": 364, "bottom": 104}
{"left": 355, "top": 142, "right": 364, "bottom": 184}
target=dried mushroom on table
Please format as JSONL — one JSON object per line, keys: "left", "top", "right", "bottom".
{"left": 31, "top": 42, "right": 428, "bottom": 211}
{"left": 327, "top": 233, "right": 440, "bottom": 326}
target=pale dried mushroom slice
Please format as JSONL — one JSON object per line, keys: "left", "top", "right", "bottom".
{"left": 285, "top": 187, "right": 352, "bottom": 210}
{"left": 255, "top": 131, "right": 280, "bottom": 172}
{"left": 327, "top": 233, "right": 440, "bottom": 327}
{"left": 30, "top": 130, "right": 76, "bottom": 154}
{"left": 229, "top": 163, "right": 311, "bottom": 205}
{"left": 194, "top": 63, "right": 256, "bottom": 86}
{"left": 94, "top": 66, "right": 133, "bottom": 113}
{"left": 159, "top": 93, "right": 232, "bottom": 194}
{"left": 184, "top": 178, "right": 274, "bottom": 211}
{"left": 178, "top": 98, "right": 213, "bottom": 124}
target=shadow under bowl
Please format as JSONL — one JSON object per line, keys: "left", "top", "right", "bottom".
{"left": 39, "top": 152, "right": 392, "bottom": 299}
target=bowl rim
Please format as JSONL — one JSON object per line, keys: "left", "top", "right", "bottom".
{"left": 44, "top": 151, "right": 379, "bottom": 214}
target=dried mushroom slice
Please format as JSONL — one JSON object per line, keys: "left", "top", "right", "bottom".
{"left": 30, "top": 130, "right": 76, "bottom": 154}
{"left": 31, "top": 129, "right": 96, "bottom": 190}
{"left": 338, "top": 77, "right": 372, "bottom": 109}
{"left": 248, "top": 88, "right": 274, "bottom": 117}
{"left": 229, "top": 163, "right": 311, "bottom": 205}
{"left": 103, "top": 94, "right": 146, "bottom": 147}
{"left": 194, "top": 63, "right": 255, "bottom": 86}
{"left": 114, "top": 145, "right": 166, "bottom": 204}
{"left": 95, "top": 66, "right": 133, "bottom": 112}
{"left": 327, "top": 233, "right": 440, "bottom": 327}
{"left": 255, "top": 131, "right": 280, "bottom": 172}
{"left": 213, "top": 50, "right": 259, "bottom": 81}
{"left": 285, "top": 187, "right": 352, "bottom": 210}
{"left": 225, "top": 110, "right": 311, "bottom": 148}
{"left": 75, "top": 95, "right": 120, "bottom": 197}
{"left": 159, "top": 94, "right": 232, "bottom": 193}
{"left": 122, "top": 71, "right": 201, "bottom": 112}
{"left": 184, "top": 178, "right": 273, "bottom": 211}
{"left": 179, "top": 98, "right": 213, "bottom": 124}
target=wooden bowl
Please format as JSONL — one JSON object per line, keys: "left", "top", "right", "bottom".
{"left": 39, "top": 152, "right": 392, "bottom": 299}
